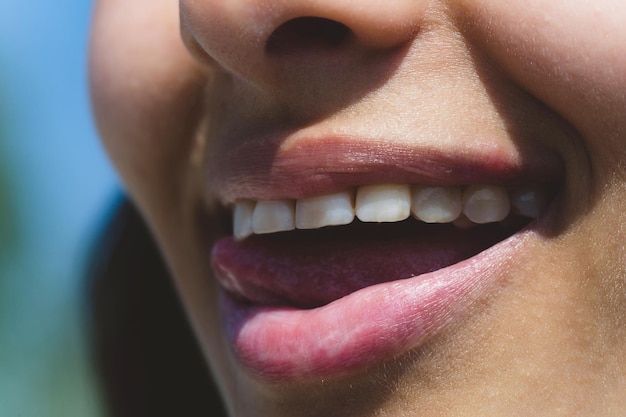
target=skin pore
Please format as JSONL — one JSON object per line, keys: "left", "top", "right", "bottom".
{"left": 90, "top": 0, "right": 626, "bottom": 416}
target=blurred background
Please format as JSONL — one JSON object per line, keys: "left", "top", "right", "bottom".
{"left": 1, "top": 1, "right": 117, "bottom": 415}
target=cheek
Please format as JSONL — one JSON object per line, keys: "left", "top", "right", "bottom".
{"left": 89, "top": 0, "right": 206, "bottom": 208}
{"left": 457, "top": 0, "right": 626, "bottom": 160}
{"left": 458, "top": 0, "right": 626, "bottom": 79}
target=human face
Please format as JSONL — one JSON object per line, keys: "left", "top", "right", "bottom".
{"left": 90, "top": 0, "right": 626, "bottom": 415}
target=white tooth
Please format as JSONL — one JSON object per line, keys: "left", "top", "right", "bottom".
{"left": 252, "top": 199, "right": 295, "bottom": 234}
{"left": 233, "top": 200, "right": 255, "bottom": 240}
{"left": 510, "top": 187, "right": 548, "bottom": 219}
{"left": 411, "top": 186, "right": 462, "bottom": 223}
{"left": 462, "top": 185, "right": 510, "bottom": 224}
{"left": 296, "top": 190, "right": 355, "bottom": 229}
{"left": 355, "top": 184, "right": 411, "bottom": 223}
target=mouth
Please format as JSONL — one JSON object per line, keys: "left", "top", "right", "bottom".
{"left": 209, "top": 139, "right": 563, "bottom": 382}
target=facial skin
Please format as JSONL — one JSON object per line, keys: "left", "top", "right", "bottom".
{"left": 90, "top": 0, "right": 626, "bottom": 416}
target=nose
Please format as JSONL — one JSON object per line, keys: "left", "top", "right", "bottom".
{"left": 180, "top": 0, "right": 426, "bottom": 89}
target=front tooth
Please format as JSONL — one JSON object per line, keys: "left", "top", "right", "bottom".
{"left": 510, "top": 187, "right": 548, "bottom": 218}
{"left": 296, "top": 190, "right": 355, "bottom": 229}
{"left": 411, "top": 186, "right": 462, "bottom": 223}
{"left": 252, "top": 199, "right": 295, "bottom": 234}
{"left": 355, "top": 184, "right": 411, "bottom": 222}
{"left": 462, "top": 185, "right": 510, "bottom": 224}
{"left": 233, "top": 200, "right": 255, "bottom": 240}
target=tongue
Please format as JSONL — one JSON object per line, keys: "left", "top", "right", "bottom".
{"left": 211, "top": 221, "right": 519, "bottom": 309}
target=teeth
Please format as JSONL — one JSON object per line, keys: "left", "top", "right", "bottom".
{"left": 462, "top": 185, "right": 510, "bottom": 224}
{"left": 355, "top": 184, "right": 411, "bottom": 223}
{"left": 510, "top": 187, "right": 548, "bottom": 219}
{"left": 252, "top": 200, "right": 295, "bottom": 235}
{"left": 411, "top": 186, "right": 462, "bottom": 223}
{"left": 296, "top": 190, "right": 355, "bottom": 229}
{"left": 232, "top": 183, "right": 549, "bottom": 238}
{"left": 233, "top": 200, "right": 255, "bottom": 240}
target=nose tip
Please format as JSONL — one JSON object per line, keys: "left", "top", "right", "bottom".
{"left": 181, "top": 0, "right": 425, "bottom": 85}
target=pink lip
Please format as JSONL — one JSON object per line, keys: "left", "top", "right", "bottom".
{"left": 209, "top": 136, "right": 562, "bottom": 204}
{"left": 213, "top": 230, "right": 527, "bottom": 382}
{"left": 209, "top": 134, "right": 561, "bottom": 382}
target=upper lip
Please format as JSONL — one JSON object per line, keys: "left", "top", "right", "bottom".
{"left": 208, "top": 132, "right": 564, "bottom": 205}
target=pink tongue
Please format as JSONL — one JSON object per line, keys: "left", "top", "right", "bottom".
{"left": 211, "top": 222, "right": 517, "bottom": 308}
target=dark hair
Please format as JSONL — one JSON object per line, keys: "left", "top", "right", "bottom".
{"left": 86, "top": 197, "right": 227, "bottom": 416}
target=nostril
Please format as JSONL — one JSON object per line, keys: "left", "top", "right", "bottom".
{"left": 266, "top": 17, "right": 352, "bottom": 55}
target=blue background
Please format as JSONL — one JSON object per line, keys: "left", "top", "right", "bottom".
{"left": 1, "top": 0, "right": 117, "bottom": 415}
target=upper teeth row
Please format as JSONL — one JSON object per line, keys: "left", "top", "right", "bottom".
{"left": 232, "top": 184, "right": 548, "bottom": 240}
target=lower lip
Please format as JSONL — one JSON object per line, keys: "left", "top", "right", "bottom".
{"left": 214, "top": 229, "right": 528, "bottom": 382}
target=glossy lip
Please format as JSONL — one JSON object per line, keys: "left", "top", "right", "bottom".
{"left": 215, "top": 226, "right": 532, "bottom": 382}
{"left": 209, "top": 135, "right": 563, "bottom": 204}
{"left": 209, "top": 134, "right": 562, "bottom": 382}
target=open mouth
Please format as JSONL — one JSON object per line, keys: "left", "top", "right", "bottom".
{"left": 209, "top": 138, "right": 563, "bottom": 381}
{"left": 214, "top": 183, "right": 550, "bottom": 309}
